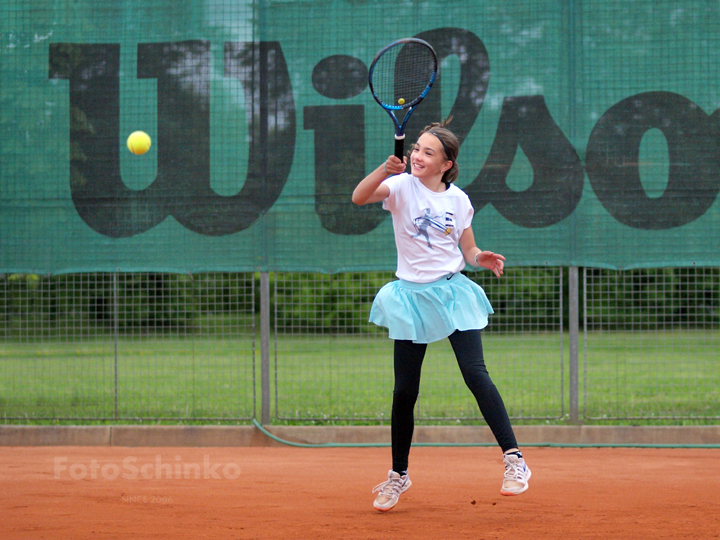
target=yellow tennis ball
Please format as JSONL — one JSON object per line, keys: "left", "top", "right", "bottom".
{"left": 398, "top": 98, "right": 405, "bottom": 105}
{"left": 127, "top": 131, "right": 151, "bottom": 155}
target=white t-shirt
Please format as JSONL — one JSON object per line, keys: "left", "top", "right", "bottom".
{"left": 383, "top": 173, "right": 474, "bottom": 283}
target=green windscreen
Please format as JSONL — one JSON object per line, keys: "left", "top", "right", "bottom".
{"left": 2, "top": 1, "right": 719, "bottom": 273}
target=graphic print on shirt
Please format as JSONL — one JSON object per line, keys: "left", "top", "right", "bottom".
{"left": 411, "top": 209, "right": 455, "bottom": 248}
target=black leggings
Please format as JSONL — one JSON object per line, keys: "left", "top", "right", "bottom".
{"left": 391, "top": 329, "right": 518, "bottom": 473}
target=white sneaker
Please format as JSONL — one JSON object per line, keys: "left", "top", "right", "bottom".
{"left": 372, "top": 470, "right": 412, "bottom": 511}
{"left": 500, "top": 453, "right": 531, "bottom": 496}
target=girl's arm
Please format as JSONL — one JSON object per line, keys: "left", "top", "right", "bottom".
{"left": 459, "top": 226, "right": 506, "bottom": 278}
{"left": 352, "top": 155, "right": 406, "bottom": 205}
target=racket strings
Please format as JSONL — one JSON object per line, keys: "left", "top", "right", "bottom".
{"left": 371, "top": 44, "right": 436, "bottom": 108}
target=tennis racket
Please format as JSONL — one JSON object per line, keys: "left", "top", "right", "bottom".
{"left": 368, "top": 37, "right": 438, "bottom": 160}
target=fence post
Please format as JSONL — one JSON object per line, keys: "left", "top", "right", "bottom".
{"left": 113, "top": 272, "right": 119, "bottom": 420}
{"left": 569, "top": 266, "right": 580, "bottom": 423}
{"left": 260, "top": 272, "right": 271, "bottom": 424}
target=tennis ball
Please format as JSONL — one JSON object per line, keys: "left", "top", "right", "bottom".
{"left": 398, "top": 98, "right": 405, "bottom": 105}
{"left": 127, "top": 131, "right": 151, "bottom": 155}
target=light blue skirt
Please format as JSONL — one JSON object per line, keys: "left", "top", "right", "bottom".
{"left": 369, "top": 273, "right": 494, "bottom": 344}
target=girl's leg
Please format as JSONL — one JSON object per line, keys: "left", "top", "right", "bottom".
{"left": 373, "top": 340, "right": 424, "bottom": 511}
{"left": 447, "top": 329, "right": 518, "bottom": 452}
{"left": 391, "top": 339, "right": 427, "bottom": 473}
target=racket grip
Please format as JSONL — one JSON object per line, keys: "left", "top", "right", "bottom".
{"left": 394, "top": 134, "right": 405, "bottom": 160}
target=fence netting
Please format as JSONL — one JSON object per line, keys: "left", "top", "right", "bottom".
{"left": 2, "top": 2, "right": 720, "bottom": 424}
{"left": 583, "top": 267, "right": 720, "bottom": 420}
{"left": 2, "top": 1, "right": 720, "bottom": 274}
{"left": 1, "top": 273, "right": 256, "bottom": 421}
{"left": 273, "top": 269, "right": 564, "bottom": 422}
{"left": 2, "top": 268, "right": 718, "bottom": 423}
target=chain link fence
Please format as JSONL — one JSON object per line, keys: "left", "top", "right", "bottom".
{"left": 1, "top": 268, "right": 718, "bottom": 424}
{"left": 272, "top": 268, "right": 564, "bottom": 423}
{"left": 583, "top": 267, "right": 720, "bottom": 420}
{"left": 0, "top": 273, "right": 256, "bottom": 422}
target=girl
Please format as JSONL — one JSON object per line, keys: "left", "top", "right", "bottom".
{"left": 352, "top": 120, "right": 531, "bottom": 512}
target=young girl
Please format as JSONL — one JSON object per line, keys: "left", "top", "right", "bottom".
{"left": 352, "top": 120, "right": 531, "bottom": 512}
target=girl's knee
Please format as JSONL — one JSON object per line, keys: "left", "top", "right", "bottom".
{"left": 393, "top": 388, "right": 419, "bottom": 405}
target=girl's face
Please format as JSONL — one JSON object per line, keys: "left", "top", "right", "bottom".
{"left": 410, "top": 133, "right": 453, "bottom": 182}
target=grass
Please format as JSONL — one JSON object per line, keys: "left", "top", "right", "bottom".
{"left": 1, "top": 330, "right": 719, "bottom": 425}
{"left": 0, "top": 338, "right": 256, "bottom": 421}
{"left": 581, "top": 330, "right": 720, "bottom": 421}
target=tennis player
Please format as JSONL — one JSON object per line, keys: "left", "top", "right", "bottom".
{"left": 352, "top": 119, "right": 531, "bottom": 512}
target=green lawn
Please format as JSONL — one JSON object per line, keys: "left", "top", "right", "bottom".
{"left": 582, "top": 330, "right": 720, "bottom": 420}
{"left": 0, "top": 338, "right": 256, "bottom": 421}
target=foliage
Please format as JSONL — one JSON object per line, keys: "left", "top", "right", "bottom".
{"left": 272, "top": 272, "right": 394, "bottom": 334}
{"left": 0, "top": 268, "right": 718, "bottom": 339}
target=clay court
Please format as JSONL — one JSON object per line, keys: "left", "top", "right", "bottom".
{"left": 3, "top": 445, "right": 719, "bottom": 539}
{"left": 3, "top": 2, "right": 720, "bottom": 539}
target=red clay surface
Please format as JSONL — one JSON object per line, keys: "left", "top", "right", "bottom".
{"left": 2, "top": 446, "right": 719, "bottom": 539}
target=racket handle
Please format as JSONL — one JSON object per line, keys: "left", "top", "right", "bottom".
{"left": 394, "top": 134, "right": 405, "bottom": 160}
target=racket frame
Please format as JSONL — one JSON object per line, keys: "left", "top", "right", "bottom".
{"left": 368, "top": 37, "right": 438, "bottom": 159}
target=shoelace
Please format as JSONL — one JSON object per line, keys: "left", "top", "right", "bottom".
{"left": 372, "top": 476, "right": 405, "bottom": 496}
{"left": 504, "top": 459, "right": 528, "bottom": 482}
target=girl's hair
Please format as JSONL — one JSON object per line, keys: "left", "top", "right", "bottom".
{"left": 416, "top": 116, "right": 460, "bottom": 185}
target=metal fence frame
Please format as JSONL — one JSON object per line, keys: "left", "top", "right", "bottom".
{"left": 582, "top": 266, "right": 720, "bottom": 421}
{"left": 2, "top": 267, "right": 719, "bottom": 424}
{"left": 0, "top": 272, "right": 257, "bottom": 422}
{"left": 270, "top": 268, "right": 566, "bottom": 423}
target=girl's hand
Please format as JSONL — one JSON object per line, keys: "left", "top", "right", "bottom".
{"left": 475, "top": 251, "right": 506, "bottom": 278}
{"left": 384, "top": 155, "right": 406, "bottom": 176}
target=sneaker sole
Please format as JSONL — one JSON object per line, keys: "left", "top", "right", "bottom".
{"left": 373, "top": 480, "right": 412, "bottom": 511}
{"left": 374, "top": 496, "right": 403, "bottom": 512}
{"left": 500, "top": 469, "right": 532, "bottom": 496}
